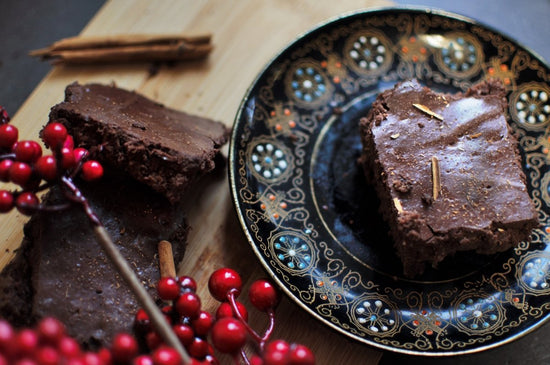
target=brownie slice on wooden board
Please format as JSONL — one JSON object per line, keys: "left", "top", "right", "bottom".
{"left": 48, "top": 82, "right": 230, "bottom": 203}
{"left": 359, "top": 79, "right": 538, "bottom": 278}
{"left": 0, "top": 172, "right": 188, "bottom": 349}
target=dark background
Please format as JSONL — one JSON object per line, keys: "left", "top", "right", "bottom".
{"left": 1, "top": 1, "right": 548, "bottom": 364}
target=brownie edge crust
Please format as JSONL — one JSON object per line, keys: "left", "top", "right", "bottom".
{"left": 359, "top": 79, "right": 539, "bottom": 278}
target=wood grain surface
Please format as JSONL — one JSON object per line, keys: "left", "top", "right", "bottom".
{"left": 0, "top": 0, "right": 394, "bottom": 363}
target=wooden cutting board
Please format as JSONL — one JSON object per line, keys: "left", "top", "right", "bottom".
{"left": 1, "top": 0, "right": 393, "bottom": 363}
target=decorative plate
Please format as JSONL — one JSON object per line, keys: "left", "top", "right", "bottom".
{"left": 229, "top": 7, "right": 550, "bottom": 356}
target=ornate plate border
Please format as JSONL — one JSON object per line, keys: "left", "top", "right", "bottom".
{"left": 229, "top": 7, "right": 550, "bottom": 356}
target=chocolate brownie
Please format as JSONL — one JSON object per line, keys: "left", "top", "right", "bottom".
{"left": 0, "top": 172, "right": 188, "bottom": 349}
{"left": 48, "top": 82, "right": 230, "bottom": 203}
{"left": 359, "top": 79, "right": 538, "bottom": 277}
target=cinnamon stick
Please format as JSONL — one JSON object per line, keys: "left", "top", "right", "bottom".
{"left": 158, "top": 240, "right": 177, "bottom": 278}
{"left": 93, "top": 226, "right": 190, "bottom": 364}
{"left": 30, "top": 33, "right": 213, "bottom": 64}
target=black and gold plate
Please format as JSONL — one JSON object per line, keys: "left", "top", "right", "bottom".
{"left": 229, "top": 7, "right": 550, "bottom": 355}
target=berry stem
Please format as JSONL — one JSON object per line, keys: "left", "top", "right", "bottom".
{"left": 61, "top": 175, "right": 192, "bottom": 364}
{"left": 239, "top": 349, "right": 251, "bottom": 365}
{"left": 260, "top": 309, "right": 276, "bottom": 350}
{"left": 19, "top": 200, "right": 72, "bottom": 212}
{"left": 60, "top": 176, "right": 101, "bottom": 226}
{"left": 228, "top": 290, "right": 262, "bottom": 343}
{"left": 0, "top": 153, "right": 15, "bottom": 160}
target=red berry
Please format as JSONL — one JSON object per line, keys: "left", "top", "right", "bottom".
{"left": 80, "top": 352, "right": 103, "bottom": 365}
{"left": 191, "top": 310, "right": 213, "bottom": 337}
{"left": 134, "top": 308, "right": 151, "bottom": 333}
{"left": 0, "top": 124, "right": 18, "bottom": 148}
{"left": 96, "top": 347, "right": 112, "bottom": 364}
{"left": 35, "top": 155, "right": 58, "bottom": 181}
{"left": 0, "top": 106, "right": 9, "bottom": 124}
{"left": 15, "top": 192, "right": 39, "bottom": 215}
{"left": 0, "top": 320, "right": 15, "bottom": 356}
{"left": 34, "top": 346, "right": 60, "bottom": 365}
{"left": 157, "top": 277, "right": 180, "bottom": 301}
{"left": 14, "top": 359, "right": 38, "bottom": 365}
{"left": 58, "top": 336, "right": 81, "bottom": 359}
{"left": 288, "top": 344, "right": 315, "bottom": 365}
{"left": 177, "top": 276, "right": 197, "bottom": 292}
{"left": 63, "top": 135, "right": 74, "bottom": 150}
{"left": 151, "top": 346, "right": 181, "bottom": 365}
{"left": 208, "top": 268, "right": 242, "bottom": 301}
{"left": 61, "top": 147, "right": 76, "bottom": 170}
{"left": 73, "top": 148, "right": 88, "bottom": 164}
{"left": 265, "top": 339, "right": 290, "bottom": 353}
{"left": 133, "top": 355, "right": 154, "bottom": 365}
{"left": 175, "top": 292, "right": 201, "bottom": 319}
{"left": 249, "top": 279, "right": 281, "bottom": 312}
{"left": 203, "top": 354, "right": 219, "bottom": 365}
{"left": 0, "top": 159, "right": 13, "bottom": 182}
{"left": 146, "top": 331, "right": 163, "bottom": 350}
{"left": 263, "top": 351, "right": 288, "bottom": 365}
{"left": 187, "top": 336, "right": 209, "bottom": 359}
{"left": 172, "top": 324, "right": 194, "bottom": 346}
{"left": 14, "top": 329, "right": 39, "bottom": 355}
{"left": 211, "top": 317, "right": 247, "bottom": 354}
{"left": 13, "top": 140, "right": 42, "bottom": 162}
{"left": 37, "top": 317, "right": 66, "bottom": 345}
{"left": 9, "top": 161, "right": 33, "bottom": 186}
{"left": 111, "top": 332, "right": 139, "bottom": 363}
{"left": 250, "top": 355, "right": 264, "bottom": 365}
{"left": 215, "top": 301, "right": 248, "bottom": 322}
{"left": 0, "top": 190, "right": 14, "bottom": 213}
{"left": 42, "top": 122, "right": 68, "bottom": 149}
{"left": 132, "top": 355, "right": 154, "bottom": 365}
{"left": 264, "top": 340, "right": 290, "bottom": 365}
{"left": 161, "top": 305, "right": 175, "bottom": 323}
{"left": 81, "top": 160, "right": 103, "bottom": 181}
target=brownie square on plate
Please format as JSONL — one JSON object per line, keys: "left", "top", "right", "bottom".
{"left": 359, "top": 79, "right": 538, "bottom": 277}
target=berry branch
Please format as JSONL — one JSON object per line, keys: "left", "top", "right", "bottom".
{"left": 207, "top": 268, "right": 315, "bottom": 364}
{"left": 0, "top": 107, "right": 191, "bottom": 363}
{"left": 0, "top": 106, "right": 315, "bottom": 364}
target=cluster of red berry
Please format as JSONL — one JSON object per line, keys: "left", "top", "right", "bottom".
{"left": 206, "top": 268, "right": 315, "bottom": 364}
{"left": 0, "top": 315, "right": 197, "bottom": 365}
{"left": 0, "top": 268, "right": 316, "bottom": 364}
{"left": 134, "top": 268, "right": 315, "bottom": 364}
{"left": 134, "top": 274, "right": 217, "bottom": 364}
{"left": 0, "top": 105, "right": 315, "bottom": 364}
{"left": 0, "top": 316, "right": 114, "bottom": 364}
{"left": 0, "top": 106, "right": 103, "bottom": 215}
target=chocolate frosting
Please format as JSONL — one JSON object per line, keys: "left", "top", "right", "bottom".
{"left": 372, "top": 79, "right": 535, "bottom": 231}
{"left": 360, "top": 79, "right": 539, "bottom": 277}
{"left": 49, "top": 82, "right": 230, "bottom": 203}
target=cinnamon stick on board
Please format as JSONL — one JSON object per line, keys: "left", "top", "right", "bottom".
{"left": 29, "top": 33, "right": 213, "bottom": 64}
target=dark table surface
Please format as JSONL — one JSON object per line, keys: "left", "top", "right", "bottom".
{"left": 1, "top": 1, "right": 549, "bottom": 364}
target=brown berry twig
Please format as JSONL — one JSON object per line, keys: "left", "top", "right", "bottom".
{"left": 0, "top": 111, "right": 191, "bottom": 364}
